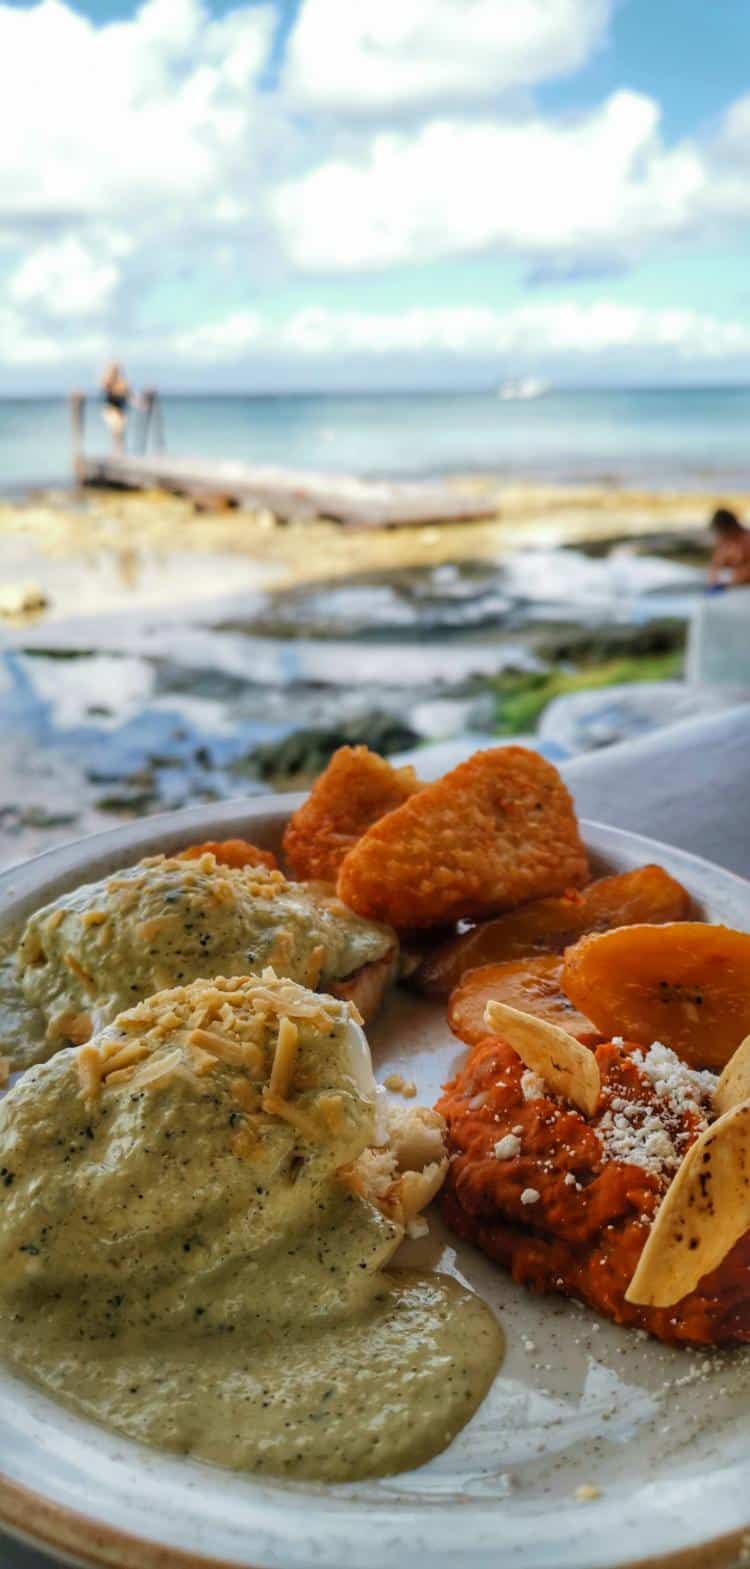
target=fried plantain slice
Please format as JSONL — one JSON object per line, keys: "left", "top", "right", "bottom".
{"left": 413, "top": 864, "right": 692, "bottom": 997}
{"left": 448, "top": 955, "right": 599, "bottom": 1048}
{"left": 563, "top": 922, "right": 750, "bottom": 1071}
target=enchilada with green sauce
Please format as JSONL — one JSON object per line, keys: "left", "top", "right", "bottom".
{"left": 5, "top": 852, "right": 395, "bottom": 1067}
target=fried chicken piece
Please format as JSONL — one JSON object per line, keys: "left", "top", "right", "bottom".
{"left": 178, "top": 839, "right": 278, "bottom": 870}
{"left": 337, "top": 746, "right": 588, "bottom": 929}
{"left": 283, "top": 746, "right": 421, "bottom": 883}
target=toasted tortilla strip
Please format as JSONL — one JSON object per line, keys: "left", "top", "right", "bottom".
{"left": 626, "top": 1099, "right": 750, "bottom": 1308}
{"left": 484, "top": 999, "right": 600, "bottom": 1117}
{"left": 714, "top": 1034, "right": 750, "bottom": 1116}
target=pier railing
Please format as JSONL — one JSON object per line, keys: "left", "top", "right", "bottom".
{"left": 69, "top": 388, "right": 165, "bottom": 481}
{"left": 68, "top": 388, "right": 497, "bottom": 528}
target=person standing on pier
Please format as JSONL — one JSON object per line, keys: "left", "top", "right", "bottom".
{"left": 100, "top": 362, "right": 131, "bottom": 453}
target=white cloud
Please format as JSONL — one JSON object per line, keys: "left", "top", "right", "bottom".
{"left": 715, "top": 92, "right": 750, "bottom": 162}
{"left": 171, "top": 310, "right": 263, "bottom": 360}
{"left": 2, "top": 0, "right": 750, "bottom": 385}
{"left": 272, "top": 90, "right": 708, "bottom": 271}
{"left": 0, "top": 0, "right": 276, "bottom": 226}
{"left": 5, "top": 282, "right": 750, "bottom": 380}
{"left": 0, "top": 305, "right": 105, "bottom": 366}
{"left": 150, "top": 300, "right": 750, "bottom": 365}
{"left": 283, "top": 0, "right": 612, "bottom": 113}
{"left": 7, "top": 236, "right": 123, "bottom": 319}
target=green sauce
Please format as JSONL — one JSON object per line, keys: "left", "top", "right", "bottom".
{"left": 3, "top": 1271, "right": 500, "bottom": 1481}
{"left": 4, "top": 855, "right": 394, "bottom": 1069}
{"left": 0, "top": 976, "right": 502, "bottom": 1480}
{"left": 0, "top": 930, "right": 45, "bottom": 1070}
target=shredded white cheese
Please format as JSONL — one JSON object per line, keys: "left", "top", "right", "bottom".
{"left": 384, "top": 1073, "right": 417, "bottom": 1098}
{"left": 268, "top": 1016, "right": 300, "bottom": 1099}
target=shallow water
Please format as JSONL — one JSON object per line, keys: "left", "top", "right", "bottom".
{"left": 0, "top": 540, "right": 702, "bottom": 869}
{"left": 6, "top": 388, "right": 750, "bottom": 491}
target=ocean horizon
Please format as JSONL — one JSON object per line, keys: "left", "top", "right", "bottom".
{"left": 3, "top": 384, "right": 750, "bottom": 496}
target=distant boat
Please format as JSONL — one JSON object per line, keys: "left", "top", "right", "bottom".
{"left": 497, "top": 377, "right": 550, "bottom": 401}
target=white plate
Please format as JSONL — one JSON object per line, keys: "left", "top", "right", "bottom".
{"left": 1, "top": 800, "right": 750, "bottom": 1569}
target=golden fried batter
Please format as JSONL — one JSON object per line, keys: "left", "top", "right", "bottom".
{"left": 178, "top": 840, "right": 278, "bottom": 871}
{"left": 337, "top": 746, "right": 588, "bottom": 929}
{"left": 283, "top": 746, "right": 421, "bottom": 883}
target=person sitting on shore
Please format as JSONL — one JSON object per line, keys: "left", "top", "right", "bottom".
{"left": 100, "top": 362, "right": 131, "bottom": 454}
{"left": 708, "top": 507, "right": 750, "bottom": 587}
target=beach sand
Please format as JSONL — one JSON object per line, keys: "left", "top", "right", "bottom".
{"left": 0, "top": 478, "right": 731, "bottom": 620}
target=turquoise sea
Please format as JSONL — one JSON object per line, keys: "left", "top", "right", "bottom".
{"left": 2, "top": 386, "right": 750, "bottom": 493}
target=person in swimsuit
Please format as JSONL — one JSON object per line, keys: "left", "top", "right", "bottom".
{"left": 100, "top": 362, "right": 131, "bottom": 453}
{"left": 708, "top": 507, "right": 750, "bottom": 588}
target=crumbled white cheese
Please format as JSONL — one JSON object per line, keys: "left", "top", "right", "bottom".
{"left": 597, "top": 1040, "right": 715, "bottom": 1180}
{"left": 494, "top": 1133, "right": 522, "bottom": 1161}
{"left": 563, "top": 1171, "right": 577, "bottom": 1187}
{"left": 633, "top": 1040, "right": 716, "bottom": 1114}
{"left": 521, "top": 1187, "right": 540, "bottom": 1205}
{"left": 598, "top": 1102, "right": 677, "bottom": 1174}
{"left": 468, "top": 1091, "right": 488, "bottom": 1110}
{"left": 521, "top": 1070, "right": 544, "bottom": 1102}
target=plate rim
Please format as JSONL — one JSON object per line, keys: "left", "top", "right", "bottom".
{"left": 1, "top": 799, "right": 750, "bottom": 1569}
{"left": 0, "top": 1469, "right": 745, "bottom": 1569}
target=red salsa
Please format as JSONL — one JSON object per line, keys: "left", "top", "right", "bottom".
{"left": 438, "top": 1036, "right": 750, "bottom": 1345}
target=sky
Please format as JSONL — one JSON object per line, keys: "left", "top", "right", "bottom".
{"left": 2, "top": 0, "right": 750, "bottom": 391}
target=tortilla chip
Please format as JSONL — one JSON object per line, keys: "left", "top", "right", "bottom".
{"left": 283, "top": 746, "right": 422, "bottom": 883}
{"left": 179, "top": 839, "right": 277, "bottom": 871}
{"left": 714, "top": 1034, "right": 750, "bottom": 1116}
{"left": 625, "top": 1099, "right": 750, "bottom": 1308}
{"left": 337, "top": 746, "right": 588, "bottom": 929}
{"left": 484, "top": 999, "right": 601, "bottom": 1117}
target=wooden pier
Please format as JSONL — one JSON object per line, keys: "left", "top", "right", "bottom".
{"left": 78, "top": 451, "right": 497, "bottom": 530}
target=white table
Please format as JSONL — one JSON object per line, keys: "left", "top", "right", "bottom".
{"left": 4, "top": 702, "right": 750, "bottom": 1569}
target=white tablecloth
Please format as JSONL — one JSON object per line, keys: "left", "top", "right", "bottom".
{"left": 4, "top": 702, "right": 750, "bottom": 1569}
